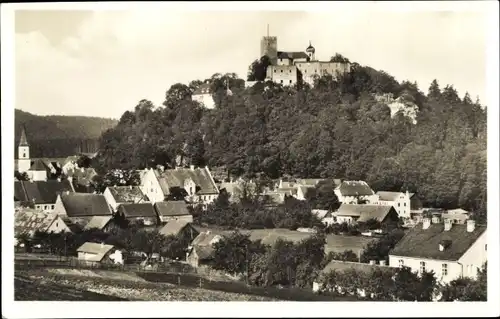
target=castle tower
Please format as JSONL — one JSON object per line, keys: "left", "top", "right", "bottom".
{"left": 18, "top": 125, "right": 31, "bottom": 173}
{"left": 260, "top": 24, "right": 278, "bottom": 63}
{"left": 306, "top": 41, "right": 316, "bottom": 61}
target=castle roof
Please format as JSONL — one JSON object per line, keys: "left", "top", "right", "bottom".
{"left": 277, "top": 51, "right": 309, "bottom": 60}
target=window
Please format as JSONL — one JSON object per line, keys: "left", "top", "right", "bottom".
{"left": 23, "top": 153, "right": 26, "bottom": 158}
{"left": 56, "top": 222, "right": 59, "bottom": 228}
{"left": 485, "top": 244, "right": 487, "bottom": 251}
{"left": 315, "top": 69, "right": 317, "bottom": 73}
{"left": 404, "top": 203, "right": 406, "bottom": 207}
{"left": 304, "top": 70, "right": 307, "bottom": 73}
{"left": 289, "top": 80, "right": 292, "bottom": 84}
{"left": 398, "top": 259, "right": 404, "bottom": 268}
{"left": 281, "top": 70, "right": 283, "bottom": 73}
{"left": 274, "top": 69, "right": 276, "bottom": 73}
{"left": 289, "top": 69, "right": 292, "bottom": 73}
{"left": 442, "top": 263, "right": 448, "bottom": 276}
{"left": 151, "top": 188, "right": 154, "bottom": 193}
{"left": 190, "top": 187, "right": 193, "bottom": 195}
{"left": 51, "top": 205, "right": 55, "bottom": 210}
{"left": 280, "top": 80, "right": 283, "bottom": 84}
{"left": 420, "top": 261, "right": 426, "bottom": 273}
{"left": 44, "top": 205, "right": 47, "bottom": 210}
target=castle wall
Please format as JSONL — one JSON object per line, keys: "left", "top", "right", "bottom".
{"left": 266, "top": 65, "right": 298, "bottom": 86}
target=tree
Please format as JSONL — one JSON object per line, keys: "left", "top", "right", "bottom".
{"left": 92, "top": 169, "right": 141, "bottom": 193}
{"left": 77, "top": 155, "right": 92, "bottom": 168}
{"left": 15, "top": 171, "right": 29, "bottom": 181}
{"left": 428, "top": 79, "right": 441, "bottom": 100}
{"left": 440, "top": 262, "right": 487, "bottom": 301}
{"left": 392, "top": 266, "right": 436, "bottom": 301}
{"left": 247, "top": 55, "right": 272, "bottom": 81}
{"left": 305, "top": 179, "right": 341, "bottom": 211}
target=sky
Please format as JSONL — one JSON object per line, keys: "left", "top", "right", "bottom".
{"left": 13, "top": 3, "right": 493, "bottom": 119}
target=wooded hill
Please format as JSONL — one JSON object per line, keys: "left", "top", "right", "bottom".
{"left": 14, "top": 109, "right": 117, "bottom": 158}
{"left": 94, "top": 57, "right": 487, "bottom": 221}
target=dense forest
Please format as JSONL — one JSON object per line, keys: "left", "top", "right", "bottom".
{"left": 14, "top": 109, "right": 117, "bottom": 158}
{"left": 95, "top": 56, "right": 487, "bottom": 220}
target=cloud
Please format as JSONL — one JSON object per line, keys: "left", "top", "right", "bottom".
{"left": 15, "top": 10, "right": 489, "bottom": 118}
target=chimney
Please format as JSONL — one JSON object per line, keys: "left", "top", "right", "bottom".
{"left": 467, "top": 219, "right": 475, "bottom": 233}
{"left": 369, "top": 260, "right": 376, "bottom": 265}
{"left": 190, "top": 165, "right": 195, "bottom": 171}
{"left": 444, "top": 219, "right": 452, "bottom": 231}
{"left": 101, "top": 242, "right": 105, "bottom": 248}
{"left": 422, "top": 218, "right": 431, "bottom": 230}
{"left": 379, "top": 260, "right": 386, "bottom": 266}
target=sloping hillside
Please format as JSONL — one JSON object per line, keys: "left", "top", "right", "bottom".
{"left": 14, "top": 109, "right": 117, "bottom": 158}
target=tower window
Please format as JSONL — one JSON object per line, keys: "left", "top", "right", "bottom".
{"left": 274, "top": 69, "right": 276, "bottom": 73}
{"left": 281, "top": 70, "right": 283, "bottom": 73}
{"left": 23, "top": 153, "right": 26, "bottom": 158}
{"left": 280, "top": 80, "right": 283, "bottom": 84}
{"left": 289, "top": 80, "right": 292, "bottom": 84}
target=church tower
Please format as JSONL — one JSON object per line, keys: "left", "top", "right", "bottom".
{"left": 18, "top": 125, "right": 31, "bottom": 173}
{"left": 306, "top": 41, "right": 316, "bottom": 61}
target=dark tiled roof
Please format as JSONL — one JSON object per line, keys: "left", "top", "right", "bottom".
{"left": 195, "top": 245, "right": 215, "bottom": 260}
{"left": 15, "top": 209, "right": 60, "bottom": 235}
{"left": 83, "top": 216, "right": 113, "bottom": 231}
{"left": 107, "top": 186, "right": 146, "bottom": 203}
{"left": 117, "top": 203, "right": 156, "bottom": 218}
{"left": 156, "top": 167, "right": 219, "bottom": 195}
{"left": 60, "top": 193, "right": 112, "bottom": 217}
{"left": 15, "top": 180, "right": 74, "bottom": 204}
{"left": 321, "top": 260, "right": 396, "bottom": 275}
{"left": 335, "top": 204, "right": 397, "bottom": 222}
{"left": 336, "top": 181, "right": 375, "bottom": 197}
{"left": 29, "top": 159, "right": 50, "bottom": 171}
{"left": 159, "top": 219, "right": 191, "bottom": 237}
{"left": 277, "top": 51, "right": 309, "bottom": 60}
{"left": 154, "top": 201, "right": 191, "bottom": 217}
{"left": 390, "top": 223, "right": 486, "bottom": 261}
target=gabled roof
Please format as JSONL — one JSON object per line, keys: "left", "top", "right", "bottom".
{"left": 159, "top": 219, "right": 191, "bottom": 237}
{"left": 191, "top": 230, "right": 230, "bottom": 246}
{"left": 446, "top": 208, "right": 469, "bottom": 215}
{"left": 77, "top": 242, "right": 115, "bottom": 261}
{"left": 83, "top": 216, "right": 113, "bottom": 231}
{"left": 15, "top": 209, "right": 60, "bottom": 236}
{"left": 336, "top": 181, "right": 375, "bottom": 197}
{"left": 29, "top": 159, "right": 50, "bottom": 171}
{"left": 321, "top": 260, "right": 396, "bottom": 275}
{"left": 376, "top": 191, "right": 415, "bottom": 201}
{"left": 277, "top": 51, "right": 309, "bottom": 60}
{"left": 15, "top": 180, "right": 74, "bottom": 204}
{"left": 154, "top": 201, "right": 191, "bottom": 217}
{"left": 335, "top": 204, "right": 395, "bottom": 223}
{"left": 117, "top": 203, "right": 157, "bottom": 218}
{"left": 60, "top": 193, "right": 112, "bottom": 217}
{"left": 106, "top": 186, "right": 146, "bottom": 203}
{"left": 312, "top": 209, "right": 330, "bottom": 219}
{"left": 245, "top": 228, "right": 312, "bottom": 246}
{"left": 390, "top": 223, "right": 486, "bottom": 261}
{"left": 155, "top": 167, "right": 219, "bottom": 195}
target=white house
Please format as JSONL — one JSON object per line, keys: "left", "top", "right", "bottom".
{"left": 77, "top": 242, "right": 123, "bottom": 265}
{"left": 334, "top": 181, "right": 379, "bottom": 204}
{"left": 375, "top": 191, "right": 423, "bottom": 221}
{"left": 138, "top": 168, "right": 165, "bottom": 203}
{"left": 389, "top": 219, "right": 487, "bottom": 283}
{"left": 192, "top": 83, "right": 215, "bottom": 109}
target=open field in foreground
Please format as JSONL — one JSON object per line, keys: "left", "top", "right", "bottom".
{"left": 15, "top": 268, "right": 279, "bottom": 301}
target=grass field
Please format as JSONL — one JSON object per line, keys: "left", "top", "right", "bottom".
{"left": 15, "top": 268, "right": 279, "bottom": 301}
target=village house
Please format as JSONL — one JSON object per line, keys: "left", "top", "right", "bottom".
{"left": 441, "top": 209, "right": 470, "bottom": 225}
{"left": 218, "top": 179, "right": 257, "bottom": 203}
{"left": 313, "top": 260, "right": 397, "bottom": 296}
{"left": 375, "top": 191, "right": 423, "bottom": 221}
{"left": 154, "top": 165, "right": 219, "bottom": 207}
{"left": 154, "top": 201, "right": 193, "bottom": 224}
{"left": 138, "top": 168, "right": 165, "bottom": 203}
{"left": 312, "top": 209, "right": 335, "bottom": 226}
{"left": 389, "top": 219, "right": 487, "bottom": 283}
{"left": 15, "top": 208, "right": 71, "bottom": 237}
{"left": 333, "top": 204, "right": 399, "bottom": 225}
{"left": 53, "top": 192, "right": 113, "bottom": 230}
{"left": 83, "top": 216, "right": 114, "bottom": 232}
{"left": 77, "top": 242, "right": 124, "bottom": 266}
{"left": 103, "top": 185, "right": 148, "bottom": 212}
{"left": 324, "top": 234, "right": 378, "bottom": 257}
{"left": 191, "top": 83, "right": 216, "bottom": 109}
{"left": 186, "top": 230, "right": 229, "bottom": 267}
{"left": 116, "top": 203, "right": 158, "bottom": 227}
{"left": 61, "top": 156, "right": 80, "bottom": 175}
{"left": 159, "top": 219, "right": 199, "bottom": 240}
{"left": 334, "top": 181, "right": 379, "bottom": 204}
{"left": 14, "top": 179, "right": 75, "bottom": 212}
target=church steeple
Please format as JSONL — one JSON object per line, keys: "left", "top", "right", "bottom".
{"left": 19, "top": 125, "right": 29, "bottom": 146}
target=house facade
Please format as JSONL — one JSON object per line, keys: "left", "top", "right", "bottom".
{"left": 15, "top": 209, "right": 71, "bottom": 237}
{"left": 154, "top": 201, "right": 193, "bottom": 224}
{"left": 138, "top": 168, "right": 165, "bottom": 203}
{"left": 333, "top": 204, "right": 399, "bottom": 225}
{"left": 389, "top": 219, "right": 487, "bottom": 283}
{"left": 334, "top": 181, "right": 379, "bottom": 204}
{"left": 116, "top": 203, "right": 158, "bottom": 227}
{"left": 77, "top": 242, "right": 123, "bottom": 265}
{"left": 375, "top": 191, "right": 422, "bottom": 221}
{"left": 14, "top": 180, "right": 75, "bottom": 212}
{"left": 103, "top": 186, "right": 148, "bottom": 212}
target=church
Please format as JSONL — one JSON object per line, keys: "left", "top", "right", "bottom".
{"left": 261, "top": 31, "right": 351, "bottom": 86}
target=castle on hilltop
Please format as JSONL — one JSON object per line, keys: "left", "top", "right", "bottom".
{"left": 261, "top": 28, "right": 351, "bottom": 86}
